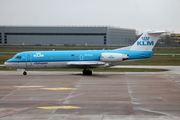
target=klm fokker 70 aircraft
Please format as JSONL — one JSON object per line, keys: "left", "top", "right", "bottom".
{"left": 4, "top": 30, "right": 166, "bottom": 75}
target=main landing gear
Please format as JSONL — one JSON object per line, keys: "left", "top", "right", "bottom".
{"left": 82, "top": 69, "right": 92, "bottom": 75}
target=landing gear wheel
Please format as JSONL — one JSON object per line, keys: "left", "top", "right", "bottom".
{"left": 82, "top": 69, "right": 92, "bottom": 75}
{"left": 83, "top": 69, "right": 86, "bottom": 75}
{"left": 88, "top": 70, "right": 92, "bottom": 75}
{"left": 23, "top": 71, "right": 27, "bottom": 75}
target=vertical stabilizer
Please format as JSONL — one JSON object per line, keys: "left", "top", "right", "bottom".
{"left": 130, "top": 30, "right": 166, "bottom": 51}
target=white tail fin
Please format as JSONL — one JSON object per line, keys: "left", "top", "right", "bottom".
{"left": 130, "top": 30, "right": 167, "bottom": 51}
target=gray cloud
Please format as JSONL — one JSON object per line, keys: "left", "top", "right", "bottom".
{"left": 0, "top": 0, "right": 180, "bottom": 32}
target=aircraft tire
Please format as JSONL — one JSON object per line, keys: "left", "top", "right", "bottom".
{"left": 83, "top": 70, "right": 86, "bottom": 75}
{"left": 88, "top": 70, "right": 92, "bottom": 75}
{"left": 23, "top": 71, "right": 27, "bottom": 75}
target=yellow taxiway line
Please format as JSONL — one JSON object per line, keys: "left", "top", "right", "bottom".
{"left": 37, "top": 106, "right": 80, "bottom": 109}
{"left": 40, "top": 88, "right": 74, "bottom": 90}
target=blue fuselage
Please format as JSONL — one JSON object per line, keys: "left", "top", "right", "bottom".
{"left": 5, "top": 50, "right": 153, "bottom": 69}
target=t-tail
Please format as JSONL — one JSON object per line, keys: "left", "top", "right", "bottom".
{"left": 130, "top": 30, "right": 167, "bottom": 51}
{"left": 118, "top": 30, "right": 167, "bottom": 51}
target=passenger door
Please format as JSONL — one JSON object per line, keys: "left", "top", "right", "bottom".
{"left": 26, "top": 54, "right": 32, "bottom": 67}
{"left": 80, "top": 54, "right": 83, "bottom": 61}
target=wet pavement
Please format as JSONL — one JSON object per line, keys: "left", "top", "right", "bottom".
{"left": 0, "top": 66, "right": 180, "bottom": 120}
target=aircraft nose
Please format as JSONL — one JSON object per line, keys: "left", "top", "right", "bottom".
{"left": 4, "top": 61, "right": 19, "bottom": 68}
{"left": 4, "top": 61, "right": 8, "bottom": 67}
{"left": 4, "top": 61, "right": 12, "bottom": 67}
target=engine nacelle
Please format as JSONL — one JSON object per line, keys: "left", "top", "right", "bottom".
{"left": 100, "top": 53, "right": 128, "bottom": 62}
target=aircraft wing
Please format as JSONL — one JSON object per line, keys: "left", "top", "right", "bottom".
{"left": 67, "top": 61, "right": 106, "bottom": 68}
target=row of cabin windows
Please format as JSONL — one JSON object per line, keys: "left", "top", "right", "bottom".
{"left": 14, "top": 55, "right": 100, "bottom": 60}
{"left": 35, "top": 56, "right": 100, "bottom": 59}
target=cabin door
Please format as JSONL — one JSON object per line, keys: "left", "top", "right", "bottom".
{"left": 26, "top": 54, "right": 32, "bottom": 67}
{"left": 80, "top": 54, "right": 83, "bottom": 60}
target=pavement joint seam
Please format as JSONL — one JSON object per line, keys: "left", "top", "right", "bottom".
{"left": 125, "top": 74, "right": 135, "bottom": 115}
{"left": 61, "top": 76, "right": 84, "bottom": 105}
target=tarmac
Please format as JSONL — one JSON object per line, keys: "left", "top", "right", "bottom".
{"left": 0, "top": 66, "right": 180, "bottom": 120}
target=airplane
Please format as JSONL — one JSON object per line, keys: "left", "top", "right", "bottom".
{"left": 4, "top": 30, "right": 166, "bottom": 75}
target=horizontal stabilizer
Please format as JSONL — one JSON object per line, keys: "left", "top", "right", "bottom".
{"left": 147, "top": 30, "right": 167, "bottom": 34}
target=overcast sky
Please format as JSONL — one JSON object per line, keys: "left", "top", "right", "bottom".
{"left": 0, "top": 0, "right": 180, "bottom": 33}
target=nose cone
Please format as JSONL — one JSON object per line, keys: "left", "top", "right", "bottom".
{"left": 4, "top": 61, "right": 9, "bottom": 67}
{"left": 4, "top": 60, "right": 19, "bottom": 68}
{"left": 4, "top": 61, "right": 13, "bottom": 67}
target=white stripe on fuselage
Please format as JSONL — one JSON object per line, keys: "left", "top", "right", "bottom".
{"left": 13, "top": 61, "right": 108, "bottom": 69}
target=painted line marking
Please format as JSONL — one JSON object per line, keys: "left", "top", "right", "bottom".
{"left": 37, "top": 106, "right": 80, "bottom": 109}
{"left": 0, "top": 92, "right": 85, "bottom": 117}
{"left": 14, "top": 86, "right": 44, "bottom": 88}
{"left": 40, "top": 88, "right": 74, "bottom": 90}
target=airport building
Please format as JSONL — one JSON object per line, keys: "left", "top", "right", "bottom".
{"left": 0, "top": 26, "right": 136, "bottom": 46}
{"left": 170, "top": 33, "right": 180, "bottom": 45}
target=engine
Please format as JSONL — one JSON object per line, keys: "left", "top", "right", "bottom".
{"left": 100, "top": 53, "right": 128, "bottom": 62}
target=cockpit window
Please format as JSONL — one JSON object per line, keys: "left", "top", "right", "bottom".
{"left": 15, "top": 56, "right": 22, "bottom": 59}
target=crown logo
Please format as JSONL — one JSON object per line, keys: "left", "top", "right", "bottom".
{"left": 141, "top": 36, "right": 150, "bottom": 40}
{"left": 108, "top": 55, "right": 114, "bottom": 59}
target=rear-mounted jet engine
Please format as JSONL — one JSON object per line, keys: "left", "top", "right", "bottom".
{"left": 100, "top": 53, "right": 128, "bottom": 62}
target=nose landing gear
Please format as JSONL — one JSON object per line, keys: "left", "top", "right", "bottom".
{"left": 17, "top": 69, "right": 27, "bottom": 75}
